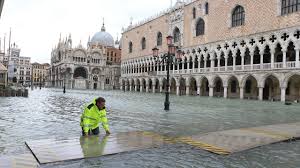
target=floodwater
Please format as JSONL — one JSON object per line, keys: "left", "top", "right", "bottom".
{"left": 0, "top": 88, "right": 300, "bottom": 168}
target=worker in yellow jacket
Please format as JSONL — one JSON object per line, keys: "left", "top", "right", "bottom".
{"left": 80, "top": 97, "right": 111, "bottom": 136}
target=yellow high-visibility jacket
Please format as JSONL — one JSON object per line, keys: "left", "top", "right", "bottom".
{"left": 80, "top": 98, "right": 109, "bottom": 134}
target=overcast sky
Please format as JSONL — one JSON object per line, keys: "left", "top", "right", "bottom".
{"left": 0, "top": 0, "right": 173, "bottom": 63}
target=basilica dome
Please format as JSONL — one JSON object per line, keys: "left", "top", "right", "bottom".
{"left": 91, "top": 24, "right": 114, "bottom": 47}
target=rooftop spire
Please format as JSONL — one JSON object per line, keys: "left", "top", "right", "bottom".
{"left": 101, "top": 17, "right": 106, "bottom": 32}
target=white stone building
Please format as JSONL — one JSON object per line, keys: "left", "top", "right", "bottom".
{"left": 120, "top": 0, "right": 300, "bottom": 102}
{"left": 49, "top": 23, "right": 121, "bottom": 90}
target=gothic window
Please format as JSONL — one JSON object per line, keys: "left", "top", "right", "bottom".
{"left": 281, "top": 0, "right": 300, "bottom": 15}
{"left": 173, "top": 27, "right": 180, "bottom": 43}
{"left": 196, "top": 18, "right": 205, "bottom": 36}
{"left": 141, "top": 37, "right": 146, "bottom": 50}
{"left": 193, "top": 7, "right": 196, "bottom": 19}
{"left": 106, "top": 78, "right": 110, "bottom": 84}
{"left": 205, "top": 2, "right": 209, "bottom": 14}
{"left": 232, "top": 5, "right": 245, "bottom": 27}
{"left": 157, "top": 32, "right": 162, "bottom": 46}
{"left": 129, "top": 41, "right": 133, "bottom": 53}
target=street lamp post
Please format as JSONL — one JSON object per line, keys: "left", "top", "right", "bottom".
{"left": 152, "top": 36, "right": 182, "bottom": 111}
{"left": 63, "top": 65, "right": 66, "bottom": 94}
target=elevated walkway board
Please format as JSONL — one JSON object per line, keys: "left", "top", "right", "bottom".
{"left": 0, "top": 153, "right": 39, "bottom": 168}
{"left": 25, "top": 131, "right": 171, "bottom": 164}
{"left": 179, "top": 122, "right": 300, "bottom": 155}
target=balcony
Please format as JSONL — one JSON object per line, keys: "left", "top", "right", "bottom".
{"left": 122, "top": 61, "right": 299, "bottom": 77}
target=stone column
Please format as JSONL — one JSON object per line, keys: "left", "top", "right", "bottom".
{"left": 129, "top": 85, "right": 132, "bottom": 91}
{"left": 197, "top": 85, "right": 201, "bottom": 96}
{"left": 260, "top": 51, "right": 264, "bottom": 70}
{"left": 186, "top": 85, "right": 190, "bottom": 95}
{"left": 217, "top": 56, "right": 221, "bottom": 71}
{"left": 225, "top": 53, "right": 228, "bottom": 71}
{"left": 173, "top": 63, "right": 175, "bottom": 74}
{"left": 187, "top": 62, "right": 190, "bottom": 71}
{"left": 258, "top": 87, "right": 263, "bottom": 101}
{"left": 271, "top": 48, "right": 275, "bottom": 69}
{"left": 295, "top": 48, "right": 300, "bottom": 68}
{"left": 204, "top": 58, "right": 207, "bottom": 71}
{"left": 120, "top": 85, "right": 123, "bottom": 91}
{"left": 250, "top": 50, "right": 254, "bottom": 70}
{"left": 198, "top": 58, "right": 201, "bottom": 71}
{"left": 176, "top": 85, "right": 180, "bottom": 96}
{"left": 282, "top": 48, "right": 287, "bottom": 68}
{"left": 211, "top": 59, "right": 215, "bottom": 72}
{"left": 160, "top": 85, "right": 163, "bottom": 93}
{"left": 153, "top": 86, "right": 156, "bottom": 93}
{"left": 240, "top": 87, "right": 244, "bottom": 99}
{"left": 135, "top": 85, "right": 138, "bottom": 92}
{"left": 209, "top": 86, "right": 214, "bottom": 97}
{"left": 125, "top": 84, "right": 128, "bottom": 91}
{"left": 224, "top": 86, "right": 228, "bottom": 99}
{"left": 241, "top": 53, "right": 245, "bottom": 70}
{"left": 281, "top": 87, "right": 286, "bottom": 102}
{"left": 192, "top": 59, "right": 195, "bottom": 72}
{"left": 146, "top": 86, "right": 149, "bottom": 93}
{"left": 140, "top": 85, "right": 143, "bottom": 92}
{"left": 233, "top": 56, "right": 236, "bottom": 71}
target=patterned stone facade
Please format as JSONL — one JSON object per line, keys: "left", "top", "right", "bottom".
{"left": 121, "top": 0, "right": 300, "bottom": 102}
{"left": 49, "top": 24, "right": 121, "bottom": 90}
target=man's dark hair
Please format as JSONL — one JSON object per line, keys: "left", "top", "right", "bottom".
{"left": 96, "top": 97, "right": 106, "bottom": 103}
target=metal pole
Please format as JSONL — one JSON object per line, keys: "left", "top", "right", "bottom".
{"left": 63, "top": 74, "right": 66, "bottom": 93}
{"left": 164, "top": 53, "right": 170, "bottom": 111}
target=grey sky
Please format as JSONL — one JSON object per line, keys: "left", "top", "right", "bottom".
{"left": 0, "top": 0, "right": 172, "bottom": 63}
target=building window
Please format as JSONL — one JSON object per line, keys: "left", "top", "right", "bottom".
{"left": 281, "top": 0, "right": 300, "bottom": 15}
{"left": 193, "top": 7, "right": 196, "bottom": 19}
{"left": 157, "top": 32, "right": 162, "bottom": 46}
{"left": 232, "top": 5, "right": 245, "bottom": 27}
{"left": 106, "top": 78, "right": 110, "bottom": 84}
{"left": 129, "top": 41, "right": 133, "bottom": 53}
{"left": 205, "top": 2, "right": 209, "bottom": 14}
{"left": 141, "top": 37, "right": 146, "bottom": 50}
{"left": 196, "top": 18, "right": 205, "bottom": 36}
{"left": 173, "top": 27, "right": 181, "bottom": 43}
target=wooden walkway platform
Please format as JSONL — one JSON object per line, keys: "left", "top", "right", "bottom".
{"left": 1, "top": 122, "right": 300, "bottom": 167}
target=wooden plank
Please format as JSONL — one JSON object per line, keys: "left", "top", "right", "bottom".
{"left": 0, "top": 153, "right": 39, "bottom": 168}
{"left": 26, "top": 131, "right": 170, "bottom": 164}
{"left": 179, "top": 122, "right": 300, "bottom": 155}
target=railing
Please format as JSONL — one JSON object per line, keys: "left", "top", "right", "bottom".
{"left": 263, "top": 63, "right": 271, "bottom": 70}
{"left": 227, "top": 66, "right": 233, "bottom": 71}
{"left": 244, "top": 65, "right": 251, "bottom": 70}
{"left": 287, "top": 61, "right": 295, "bottom": 68}
{"left": 253, "top": 64, "right": 260, "bottom": 70}
{"left": 235, "top": 65, "right": 242, "bottom": 71}
{"left": 274, "top": 62, "right": 283, "bottom": 69}
{"left": 122, "top": 61, "right": 299, "bottom": 77}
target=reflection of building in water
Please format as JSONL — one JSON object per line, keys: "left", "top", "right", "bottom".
{"left": 79, "top": 135, "right": 108, "bottom": 158}
{"left": 121, "top": 0, "right": 300, "bottom": 102}
{"left": 48, "top": 22, "right": 121, "bottom": 90}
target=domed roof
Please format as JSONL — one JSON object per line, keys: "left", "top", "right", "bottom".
{"left": 90, "top": 23, "right": 114, "bottom": 47}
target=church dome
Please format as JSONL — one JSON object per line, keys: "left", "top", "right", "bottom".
{"left": 90, "top": 23, "right": 114, "bottom": 47}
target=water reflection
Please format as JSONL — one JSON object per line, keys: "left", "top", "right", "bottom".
{"left": 80, "top": 135, "right": 108, "bottom": 158}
